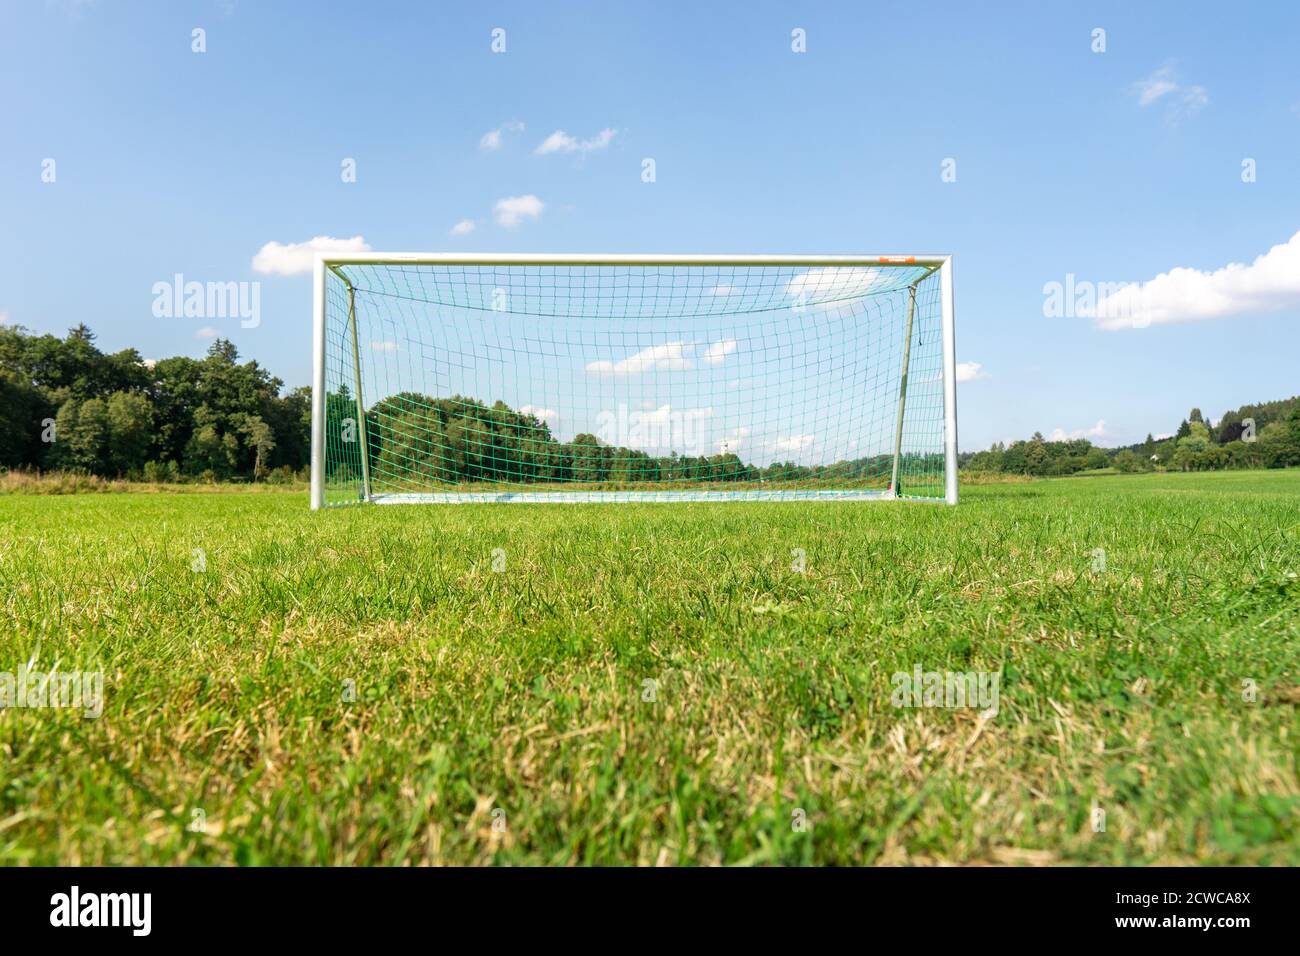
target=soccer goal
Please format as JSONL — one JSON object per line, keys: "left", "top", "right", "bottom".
{"left": 310, "top": 254, "right": 957, "bottom": 508}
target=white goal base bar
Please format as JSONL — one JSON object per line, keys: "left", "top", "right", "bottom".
{"left": 369, "top": 489, "right": 898, "bottom": 505}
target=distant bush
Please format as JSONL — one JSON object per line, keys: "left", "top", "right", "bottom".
{"left": 142, "top": 460, "right": 181, "bottom": 483}
{"left": 265, "top": 465, "right": 304, "bottom": 485}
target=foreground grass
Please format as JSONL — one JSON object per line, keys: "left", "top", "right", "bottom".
{"left": 0, "top": 470, "right": 1297, "bottom": 865}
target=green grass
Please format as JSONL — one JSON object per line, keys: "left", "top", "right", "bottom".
{"left": 1, "top": 470, "right": 1297, "bottom": 865}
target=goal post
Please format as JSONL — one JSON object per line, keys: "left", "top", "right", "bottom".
{"left": 310, "top": 253, "right": 958, "bottom": 508}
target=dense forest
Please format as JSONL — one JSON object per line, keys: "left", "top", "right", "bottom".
{"left": 3, "top": 323, "right": 1296, "bottom": 483}
{"left": 0, "top": 323, "right": 310, "bottom": 481}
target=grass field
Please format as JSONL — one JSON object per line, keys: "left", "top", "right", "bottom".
{"left": 1, "top": 470, "right": 1297, "bottom": 865}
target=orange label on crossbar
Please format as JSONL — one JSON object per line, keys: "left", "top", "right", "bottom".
{"left": 878, "top": 256, "right": 916, "bottom": 264}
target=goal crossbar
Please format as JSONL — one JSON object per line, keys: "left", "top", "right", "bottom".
{"left": 310, "top": 253, "right": 958, "bottom": 509}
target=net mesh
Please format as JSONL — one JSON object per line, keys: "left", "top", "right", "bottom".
{"left": 321, "top": 262, "right": 947, "bottom": 504}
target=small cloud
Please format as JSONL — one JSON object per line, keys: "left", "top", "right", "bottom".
{"left": 1178, "top": 85, "right": 1209, "bottom": 117}
{"left": 493, "top": 194, "right": 544, "bottom": 228}
{"left": 520, "top": 404, "right": 558, "bottom": 425}
{"left": 703, "top": 339, "right": 737, "bottom": 366}
{"left": 586, "top": 341, "right": 691, "bottom": 376}
{"left": 479, "top": 120, "right": 524, "bottom": 151}
{"left": 710, "top": 284, "right": 737, "bottom": 296}
{"left": 1154, "top": 432, "right": 1173, "bottom": 441}
{"left": 955, "top": 361, "right": 984, "bottom": 383}
{"left": 0, "top": 309, "right": 9, "bottom": 325}
{"left": 449, "top": 219, "right": 476, "bottom": 237}
{"left": 1049, "top": 420, "right": 1108, "bottom": 442}
{"left": 252, "top": 235, "right": 370, "bottom": 276}
{"left": 535, "top": 128, "right": 617, "bottom": 155}
{"left": 195, "top": 326, "right": 220, "bottom": 339}
{"left": 1133, "top": 64, "right": 1179, "bottom": 106}
{"left": 1131, "top": 63, "right": 1207, "bottom": 122}
{"left": 768, "top": 434, "right": 815, "bottom": 454}
{"left": 370, "top": 341, "right": 399, "bottom": 352}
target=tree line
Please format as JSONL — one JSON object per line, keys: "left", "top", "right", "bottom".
{"left": 962, "top": 400, "right": 1300, "bottom": 476}
{"left": 1, "top": 323, "right": 889, "bottom": 487}
{"left": 335, "top": 392, "right": 902, "bottom": 487}
{"left": 6, "top": 322, "right": 1294, "bottom": 486}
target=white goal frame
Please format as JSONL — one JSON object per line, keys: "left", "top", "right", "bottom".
{"left": 310, "top": 253, "right": 958, "bottom": 509}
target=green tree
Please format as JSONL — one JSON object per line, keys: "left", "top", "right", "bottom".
{"left": 569, "top": 434, "right": 608, "bottom": 483}
{"left": 0, "top": 370, "right": 51, "bottom": 468}
{"left": 186, "top": 411, "right": 241, "bottom": 478}
{"left": 241, "top": 415, "right": 276, "bottom": 480}
{"left": 1113, "top": 450, "right": 1143, "bottom": 473}
{"left": 177, "top": 340, "right": 286, "bottom": 477}
{"left": 1084, "top": 448, "right": 1110, "bottom": 470}
{"left": 266, "top": 385, "right": 311, "bottom": 471}
{"left": 51, "top": 396, "right": 111, "bottom": 472}
{"left": 1257, "top": 409, "right": 1300, "bottom": 468}
{"left": 1024, "top": 433, "right": 1049, "bottom": 475}
{"left": 1178, "top": 421, "right": 1211, "bottom": 454}
{"left": 105, "top": 391, "right": 154, "bottom": 474}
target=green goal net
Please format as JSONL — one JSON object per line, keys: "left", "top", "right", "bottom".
{"left": 314, "top": 257, "right": 954, "bottom": 506}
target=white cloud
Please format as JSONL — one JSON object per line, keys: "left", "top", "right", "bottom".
{"left": 784, "top": 267, "right": 887, "bottom": 310}
{"left": 703, "top": 339, "right": 737, "bottom": 365}
{"left": 710, "top": 284, "right": 737, "bottom": 296}
{"left": 449, "top": 219, "right": 476, "bottom": 237}
{"left": 1049, "top": 420, "right": 1109, "bottom": 442}
{"left": 370, "top": 341, "right": 399, "bottom": 352}
{"left": 586, "top": 341, "right": 692, "bottom": 376}
{"left": 1090, "top": 230, "right": 1300, "bottom": 330}
{"left": 768, "top": 434, "right": 816, "bottom": 454}
{"left": 252, "top": 235, "right": 370, "bottom": 276}
{"left": 955, "top": 361, "right": 984, "bottom": 383}
{"left": 195, "top": 326, "right": 219, "bottom": 339}
{"left": 535, "top": 127, "right": 617, "bottom": 155}
{"left": 1154, "top": 432, "right": 1173, "bottom": 441}
{"left": 479, "top": 120, "right": 524, "bottom": 151}
{"left": 520, "top": 404, "right": 558, "bottom": 425}
{"left": 493, "top": 194, "right": 544, "bottom": 228}
{"left": 1132, "top": 64, "right": 1207, "bottom": 121}
{"left": 1178, "top": 86, "right": 1209, "bottom": 117}
{"left": 0, "top": 309, "right": 8, "bottom": 325}
{"left": 1133, "top": 65, "right": 1179, "bottom": 106}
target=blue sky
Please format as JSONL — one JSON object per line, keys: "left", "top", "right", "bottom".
{"left": 3, "top": 0, "right": 1299, "bottom": 451}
